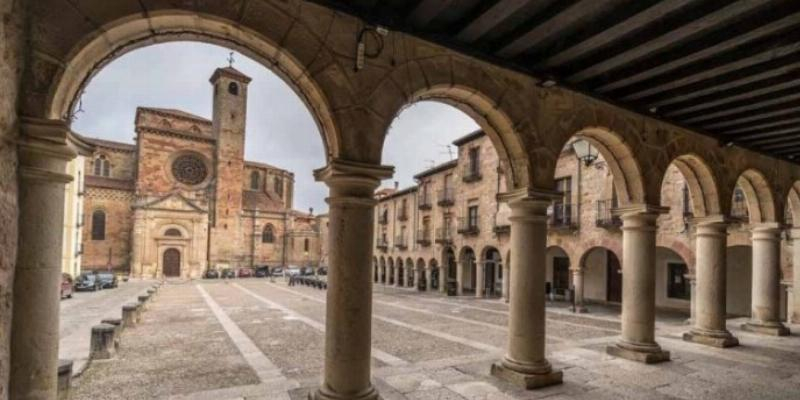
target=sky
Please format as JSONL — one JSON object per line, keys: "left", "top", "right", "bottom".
{"left": 73, "top": 42, "right": 478, "bottom": 213}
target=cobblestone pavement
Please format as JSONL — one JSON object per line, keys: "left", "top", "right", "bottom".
{"left": 71, "top": 280, "right": 800, "bottom": 399}
{"left": 59, "top": 279, "right": 155, "bottom": 374}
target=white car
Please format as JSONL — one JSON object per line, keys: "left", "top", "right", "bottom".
{"left": 286, "top": 267, "right": 301, "bottom": 276}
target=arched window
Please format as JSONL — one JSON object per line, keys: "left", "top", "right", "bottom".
{"left": 274, "top": 176, "right": 283, "bottom": 197}
{"left": 93, "top": 155, "right": 110, "bottom": 177}
{"left": 164, "top": 228, "right": 181, "bottom": 237}
{"left": 304, "top": 238, "right": 310, "bottom": 252}
{"left": 228, "top": 82, "right": 239, "bottom": 96}
{"left": 262, "top": 224, "right": 275, "bottom": 243}
{"left": 250, "top": 170, "right": 260, "bottom": 190}
{"left": 160, "top": 118, "right": 172, "bottom": 128}
{"left": 91, "top": 210, "right": 106, "bottom": 240}
{"left": 190, "top": 125, "right": 201, "bottom": 133}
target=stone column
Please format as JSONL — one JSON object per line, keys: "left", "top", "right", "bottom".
{"left": 394, "top": 265, "right": 400, "bottom": 287}
{"left": 11, "top": 118, "right": 77, "bottom": 400}
{"left": 572, "top": 269, "right": 587, "bottom": 313}
{"left": 491, "top": 189, "right": 562, "bottom": 389}
{"left": 476, "top": 261, "right": 485, "bottom": 298}
{"left": 456, "top": 258, "right": 465, "bottom": 295}
{"left": 311, "top": 159, "right": 392, "bottom": 400}
{"left": 683, "top": 217, "right": 738, "bottom": 347}
{"left": 439, "top": 266, "right": 446, "bottom": 293}
{"left": 742, "top": 223, "right": 790, "bottom": 336}
{"left": 503, "top": 262, "right": 510, "bottom": 303}
{"left": 791, "top": 229, "right": 800, "bottom": 323}
{"left": 606, "top": 205, "right": 671, "bottom": 364}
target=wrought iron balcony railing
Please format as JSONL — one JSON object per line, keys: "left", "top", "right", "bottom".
{"left": 378, "top": 214, "right": 388, "bottom": 225}
{"left": 418, "top": 193, "right": 433, "bottom": 210}
{"left": 397, "top": 208, "right": 409, "bottom": 221}
{"left": 457, "top": 217, "right": 480, "bottom": 235}
{"left": 437, "top": 188, "right": 455, "bottom": 207}
{"left": 549, "top": 203, "right": 578, "bottom": 230}
{"left": 416, "top": 229, "right": 432, "bottom": 246}
{"left": 462, "top": 166, "right": 482, "bottom": 183}
{"left": 394, "top": 236, "right": 407, "bottom": 250}
{"left": 595, "top": 199, "right": 621, "bottom": 229}
{"left": 435, "top": 227, "right": 454, "bottom": 244}
{"left": 376, "top": 238, "right": 388, "bottom": 250}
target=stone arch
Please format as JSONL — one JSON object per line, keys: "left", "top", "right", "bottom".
{"left": 546, "top": 246, "right": 571, "bottom": 294}
{"left": 379, "top": 84, "right": 532, "bottom": 190}
{"left": 481, "top": 246, "right": 502, "bottom": 297}
{"left": 458, "top": 246, "right": 477, "bottom": 294}
{"left": 656, "top": 238, "right": 695, "bottom": 273}
{"left": 387, "top": 257, "right": 395, "bottom": 285}
{"left": 665, "top": 154, "right": 722, "bottom": 217}
{"left": 735, "top": 169, "right": 777, "bottom": 223}
{"left": 578, "top": 245, "right": 623, "bottom": 304}
{"left": 785, "top": 182, "right": 800, "bottom": 227}
{"left": 159, "top": 223, "right": 189, "bottom": 238}
{"left": 41, "top": 11, "right": 344, "bottom": 160}
{"left": 566, "top": 127, "right": 646, "bottom": 205}
{"left": 405, "top": 257, "right": 415, "bottom": 287}
{"left": 442, "top": 246, "right": 457, "bottom": 283}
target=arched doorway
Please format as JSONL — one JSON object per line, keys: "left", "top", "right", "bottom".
{"left": 406, "top": 258, "right": 415, "bottom": 287}
{"left": 580, "top": 247, "right": 622, "bottom": 304}
{"left": 482, "top": 247, "right": 502, "bottom": 298}
{"left": 444, "top": 247, "right": 457, "bottom": 286}
{"left": 380, "top": 257, "right": 386, "bottom": 284}
{"left": 162, "top": 248, "right": 181, "bottom": 278}
{"left": 416, "top": 258, "right": 427, "bottom": 291}
{"left": 429, "top": 259, "right": 440, "bottom": 290}
{"left": 460, "top": 247, "right": 477, "bottom": 295}
{"left": 727, "top": 245, "right": 753, "bottom": 317}
{"left": 388, "top": 258, "right": 395, "bottom": 285}
{"left": 397, "top": 258, "right": 405, "bottom": 287}
{"left": 546, "top": 246, "right": 571, "bottom": 298}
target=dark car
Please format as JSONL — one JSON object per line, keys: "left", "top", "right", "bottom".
{"left": 204, "top": 269, "right": 220, "bottom": 279}
{"left": 237, "top": 267, "right": 254, "bottom": 278}
{"left": 254, "top": 266, "right": 270, "bottom": 278}
{"left": 271, "top": 267, "right": 284, "bottom": 277}
{"left": 317, "top": 267, "right": 327, "bottom": 276}
{"left": 97, "top": 272, "right": 118, "bottom": 289}
{"left": 60, "top": 273, "right": 73, "bottom": 299}
{"left": 74, "top": 273, "right": 102, "bottom": 291}
{"left": 221, "top": 268, "right": 236, "bottom": 279}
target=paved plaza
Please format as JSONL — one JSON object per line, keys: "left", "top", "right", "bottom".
{"left": 70, "top": 280, "right": 800, "bottom": 400}
{"left": 59, "top": 280, "right": 155, "bottom": 375}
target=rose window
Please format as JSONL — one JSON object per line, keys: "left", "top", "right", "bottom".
{"left": 171, "top": 154, "right": 208, "bottom": 185}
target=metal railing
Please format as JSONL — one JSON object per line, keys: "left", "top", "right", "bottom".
{"left": 376, "top": 237, "right": 388, "bottom": 250}
{"left": 418, "top": 192, "right": 433, "bottom": 210}
{"left": 416, "top": 229, "right": 432, "bottom": 246}
{"left": 731, "top": 199, "right": 749, "bottom": 221}
{"left": 394, "top": 235, "right": 407, "bottom": 249}
{"left": 435, "top": 227, "right": 454, "bottom": 243}
{"left": 397, "top": 208, "right": 409, "bottom": 221}
{"left": 595, "top": 199, "right": 621, "bottom": 228}
{"left": 549, "top": 203, "right": 578, "bottom": 229}
{"left": 378, "top": 213, "right": 389, "bottom": 225}
{"left": 437, "top": 188, "right": 455, "bottom": 206}
{"left": 457, "top": 217, "right": 480, "bottom": 235}
{"left": 462, "top": 166, "right": 482, "bottom": 183}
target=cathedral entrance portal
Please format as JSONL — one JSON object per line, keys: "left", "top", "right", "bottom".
{"left": 163, "top": 248, "right": 181, "bottom": 278}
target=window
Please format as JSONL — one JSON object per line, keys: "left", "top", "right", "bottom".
{"left": 262, "top": 224, "right": 275, "bottom": 243}
{"left": 468, "top": 147, "right": 480, "bottom": 174}
{"left": 160, "top": 118, "right": 172, "bottom": 128}
{"left": 304, "top": 238, "right": 310, "bottom": 252}
{"left": 91, "top": 210, "right": 106, "bottom": 240}
{"left": 667, "top": 263, "right": 690, "bottom": 300}
{"left": 93, "top": 155, "right": 110, "bottom": 177}
{"left": 682, "top": 183, "right": 692, "bottom": 216}
{"left": 274, "top": 176, "right": 284, "bottom": 197}
{"left": 467, "top": 205, "right": 478, "bottom": 229}
{"left": 228, "top": 82, "right": 239, "bottom": 95}
{"left": 250, "top": 171, "right": 260, "bottom": 190}
{"left": 554, "top": 177, "right": 572, "bottom": 225}
{"left": 164, "top": 228, "right": 181, "bottom": 237}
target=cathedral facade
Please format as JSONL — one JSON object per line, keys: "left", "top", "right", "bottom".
{"left": 76, "top": 66, "right": 321, "bottom": 279}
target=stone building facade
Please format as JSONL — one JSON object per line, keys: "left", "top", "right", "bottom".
{"left": 374, "top": 130, "right": 792, "bottom": 319}
{"left": 78, "top": 66, "right": 321, "bottom": 278}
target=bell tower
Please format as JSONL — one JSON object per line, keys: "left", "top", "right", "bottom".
{"left": 208, "top": 65, "right": 251, "bottom": 268}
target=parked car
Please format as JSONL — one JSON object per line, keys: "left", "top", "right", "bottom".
{"left": 317, "top": 267, "right": 327, "bottom": 276}
{"left": 60, "top": 273, "right": 73, "bottom": 299}
{"left": 97, "top": 272, "right": 118, "bottom": 289}
{"left": 271, "top": 267, "right": 284, "bottom": 277}
{"left": 204, "top": 269, "right": 220, "bottom": 279}
{"left": 74, "top": 273, "right": 102, "bottom": 291}
{"left": 286, "top": 267, "right": 301, "bottom": 277}
{"left": 300, "top": 267, "right": 314, "bottom": 276}
{"left": 237, "top": 267, "right": 254, "bottom": 278}
{"left": 254, "top": 266, "right": 270, "bottom": 278}
{"left": 221, "top": 268, "right": 236, "bottom": 279}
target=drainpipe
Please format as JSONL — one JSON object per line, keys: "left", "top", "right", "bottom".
{"left": 250, "top": 207, "right": 256, "bottom": 268}
{"left": 282, "top": 212, "right": 289, "bottom": 267}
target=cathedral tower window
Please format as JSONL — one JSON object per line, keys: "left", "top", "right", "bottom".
{"left": 250, "top": 171, "right": 260, "bottom": 190}
{"left": 304, "top": 238, "right": 310, "bottom": 252}
{"left": 274, "top": 176, "right": 284, "bottom": 197}
{"left": 91, "top": 210, "right": 106, "bottom": 240}
{"left": 262, "top": 224, "right": 275, "bottom": 243}
{"left": 160, "top": 119, "right": 172, "bottom": 128}
{"left": 171, "top": 153, "right": 209, "bottom": 186}
{"left": 164, "top": 228, "right": 182, "bottom": 237}
{"left": 93, "top": 155, "right": 111, "bottom": 177}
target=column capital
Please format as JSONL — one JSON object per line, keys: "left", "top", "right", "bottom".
{"left": 498, "top": 187, "right": 559, "bottom": 221}
{"left": 692, "top": 215, "right": 730, "bottom": 238}
{"left": 18, "top": 117, "right": 77, "bottom": 183}
{"left": 497, "top": 187, "right": 561, "bottom": 204}
{"left": 751, "top": 222, "right": 783, "bottom": 241}
{"left": 615, "top": 203, "right": 667, "bottom": 231}
{"left": 314, "top": 159, "right": 393, "bottom": 188}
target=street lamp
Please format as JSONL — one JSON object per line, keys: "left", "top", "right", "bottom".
{"left": 572, "top": 139, "right": 598, "bottom": 166}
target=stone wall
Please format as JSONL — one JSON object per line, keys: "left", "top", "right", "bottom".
{"left": 84, "top": 146, "right": 136, "bottom": 180}
{"left": 81, "top": 188, "right": 134, "bottom": 271}
{"left": 0, "top": 0, "right": 24, "bottom": 397}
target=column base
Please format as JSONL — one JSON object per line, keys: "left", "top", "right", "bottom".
{"left": 606, "top": 342, "right": 670, "bottom": 364}
{"left": 569, "top": 306, "right": 588, "bottom": 313}
{"left": 309, "top": 385, "right": 380, "bottom": 400}
{"left": 741, "top": 321, "right": 791, "bottom": 336}
{"left": 682, "top": 330, "right": 739, "bottom": 348}
{"left": 490, "top": 361, "right": 563, "bottom": 390}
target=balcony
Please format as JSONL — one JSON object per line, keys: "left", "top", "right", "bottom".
{"left": 595, "top": 199, "right": 621, "bottom": 229}
{"left": 376, "top": 238, "right": 388, "bottom": 251}
{"left": 493, "top": 224, "right": 510, "bottom": 234}
{"left": 416, "top": 229, "right": 432, "bottom": 246}
{"left": 462, "top": 166, "right": 482, "bottom": 183}
{"left": 397, "top": 208, "right": 409, "bottom": 221}
{"left": 437, "top": 188, "right": 455, "bottom": 207}
{"left": 731, "top": 200, "right": 749, "bottom": 222}
{"left": 457, "top": 217, "right": 480, "bottom": 235}
{"left": 549, "top": 203, "right": 578, "bottom": 231}
{"left": 378, "top": 214, "right": 388, "bottom": 225}
{"left": 394, "top": 236, "right": 407, "bottom": 250}
{"left": 435, "top": 227, "right": 453, "bottom": 244}
{"left": 418, "top": 193, "right": 433, "bottom": 210}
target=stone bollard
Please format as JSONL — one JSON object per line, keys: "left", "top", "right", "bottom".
{"left": 90, "top": 323, "right": 117, "bottom": 360}
{"left": 57, "top": 359, "right": 73, "bottom": 400}
{"left": 122, "top": 303, "right": 138, "bottom": 327}
{"left": 135, "top": 301, "right": 144, "bottom": 322}
{"left": 138, "top": 294, "right": 150, "bottom": 310}
{"left": 146, "top": 287, "right": 156, "bottom": 300}
{"left": 101, "top": 318, "right": 123, "bottom": 347}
